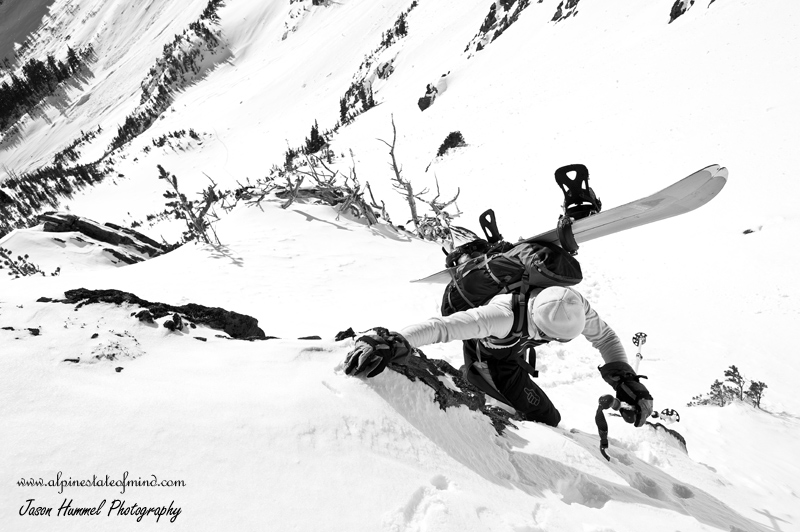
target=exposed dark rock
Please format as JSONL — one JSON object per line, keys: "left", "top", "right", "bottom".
{"left": 298, "top": 335, "right": 322, "bottom": 340}
{"left": 389, "top": 350, "right": 521, "bottom": 435}
{"left": 51, "top": 288, "right": 266, "bottom": 340}
{"left": 194, "top": 337, "right": 207, "bottom": 342}
{"left": 552, "top": 0, "right": 580, "bottom": 22}
{"left": 466, "top": 0, "right": 532, "bottom": 55}
{"left": 104, "top": 222, "right": 165, "bottom": 250}
{"left": 669, "top": 0, "right": 695, "bottom": 23}
{"left": 104, "top": 247, "right": 144, "bottom": 265}
{"left": 38, "top": 212, "right": 169, "bottom": 258}
{"left": 164, "top": 313, "right": 184, "bottom": 332}
{"left": 417, "top": 95, "right": 434, "bottom": 111}
{"left": 64, "top": 358, "right": 80, "bottom": 363}
{"left": 2, "top": 326, "right": 15, "bottom": 331}
{"left": 135, "top": 310, "right": 155, "bottom": 323}
{"left": 91, "top": 333, "right": 99, "bottom": 339}
{"left": 115, "top": 367, "right": 123, "bottom": 372}
{"left": 27, "top": 328, "right": 40, "bottom": 336}
{"left": 335, "top": 327, "right": 356, "bottom": 341}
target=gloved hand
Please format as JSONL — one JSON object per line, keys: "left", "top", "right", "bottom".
{"left": 598, "top": 361, "right": 653, "bottom": 427}
{"left": 343, "top": 328, "right": 412, "bottom": 378}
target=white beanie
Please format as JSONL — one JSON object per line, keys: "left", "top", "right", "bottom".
{"left": 529, "top": 287, "right": 586, "bottom": 340}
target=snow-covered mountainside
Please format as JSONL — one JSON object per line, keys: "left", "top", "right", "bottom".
{"left": 2, "top": 1, "right": 799, "bottom": 531}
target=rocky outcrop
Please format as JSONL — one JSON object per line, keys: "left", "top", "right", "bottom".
{"left": 41, "top": 288, "right": 266, "bottom": 340}
{"left": 552, "top": 0, "right": 581, "bottom": 23}
{"left": 669, "top": 0, "right": 696, "bottom": 23}
{"left": 38, "top": 212, "right": 169, "bottom": 258}
{"left": 465, "top": 0, "right": 533, "bottom": 56}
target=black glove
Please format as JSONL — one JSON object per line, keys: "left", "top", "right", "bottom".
{"left": 599, "top": 361, "right": 653, "bottom": 427}
{"left": 343, "top": 328, "right": 412, "bottom": 378}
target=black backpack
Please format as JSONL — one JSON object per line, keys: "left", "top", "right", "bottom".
{"left": 441, "top": 240, "right": 583, "bottom": 317}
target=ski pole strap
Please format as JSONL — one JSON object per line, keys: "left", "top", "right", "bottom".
{"left": 594, "top": 395, "right": 613, "bottom": 462}
{"left": 596, "top": 395, "right": 614, "bottom": 461}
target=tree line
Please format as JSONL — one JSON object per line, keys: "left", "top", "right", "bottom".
{"left": 0, "top": 45, "right": 93, "bottom": 131}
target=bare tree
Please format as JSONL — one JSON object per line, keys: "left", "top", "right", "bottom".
{"left": 378, "top": 115, "right": 422, "bottom": 235}
{"left": 415, "top": 176, "right": 461, "bottom": 247}
{"left": 158, "top": 165, "right": 223, "bottom": 245}
{"left": 275, "top": 153, "right": 379, "bottom": 224}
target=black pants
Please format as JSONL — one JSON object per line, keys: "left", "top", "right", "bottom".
{"left": 463, "top": 340, "right": 561, "bottom": 427}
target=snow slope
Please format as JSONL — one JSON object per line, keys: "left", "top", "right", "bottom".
{"left": 2, "top": 0, "right": 800, "bottom": 530}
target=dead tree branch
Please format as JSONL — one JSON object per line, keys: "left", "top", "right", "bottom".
{"left": 378, "top": 114, "right": 421, "bottom": 235}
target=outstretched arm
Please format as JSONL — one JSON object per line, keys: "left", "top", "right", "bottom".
{"left": 400, "top": 296, "right": 515, "bottom": 348}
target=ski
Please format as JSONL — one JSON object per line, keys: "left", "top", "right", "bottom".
{"left": 523, "top": 164, "right": 727, "bottom": 246}
{"left": 412, "top": 164, "right": 728, "bottom": 284}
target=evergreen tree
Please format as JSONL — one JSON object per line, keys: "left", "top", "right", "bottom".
{"left": 339, "top": 97, "right": 348, "bottom": 125}
{"left": 745, "top": 381, "right": 768, "bottom": 409}
{"left": 709, "top": 379, "right": 728, "bottom": 407}
{"left": 10, "top": 73, "right": 32, "bottom": 105}
{"left": 395, "top": 13, "right": 407, "bottom": 37}
{"left": 304, "top": 120, "right": 326, "bottom": 154}
{"left": 724, "top": 365, "right": 746, "bottom": 401}
{"left": 46, "top": 54, "right": 64, "bottom": 83}
{"left": 66, "top": 46, "right": 81, "bottom": 74}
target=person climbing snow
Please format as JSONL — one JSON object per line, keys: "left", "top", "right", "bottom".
{"left": 342, "top": 286, "right": 653, "bottom": 428}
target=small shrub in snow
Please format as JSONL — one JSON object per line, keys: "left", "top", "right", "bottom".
{"left": 437, "top": 131, "right": 466, "bottom": 157}
{"left": 157, "top": 165, "right": 230, "bottom": 245}
{"left": 0, "top": 247, "right": 60, "bottom": 278}
{"left": 687, "top": 365, "right": 769, "bottom": 409}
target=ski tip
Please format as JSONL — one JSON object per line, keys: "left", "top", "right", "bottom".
{"left": 410, "top": 267, "right": 454, "bottom": 284}
{"left": 706, "top": 164, "right": 728, "bottom": 180}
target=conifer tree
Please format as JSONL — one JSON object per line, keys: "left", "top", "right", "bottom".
{"left": 724, "top": 365, "right": 746, "bottom": 401}
{"left": 745, "top": 381, "right": 768, "bottom": 409}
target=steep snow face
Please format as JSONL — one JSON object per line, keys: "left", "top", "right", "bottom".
{"left": 1, "top": 0, "right": 800, "bottom": 531}
{"left": 0, "top": 0, "right": 211, "bottom": 170}
{"left": 0, "top": 0, "right": 56, "bottom": 60}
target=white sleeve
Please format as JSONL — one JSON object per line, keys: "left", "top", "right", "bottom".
{"left": 399, "top": 295, "right": 515, "bottom": 349}
{"left": 577, "top": 291, "right": 628, "bottom": 364}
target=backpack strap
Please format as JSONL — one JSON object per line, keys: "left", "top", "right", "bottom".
{"left": 516, "top": 340, "right": 539, "bottom": 378}
{"left": 511, "top": 292, "right": 540, "bottom": 378}
{"left": 510, "top": 292, "right": 528, "bottom": 338}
